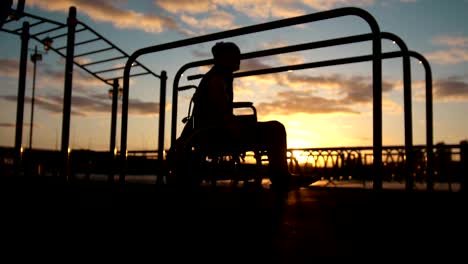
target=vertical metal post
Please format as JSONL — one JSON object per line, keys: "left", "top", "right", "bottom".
{"left": 424, "top": 58, "right": 434, "bottom": 191}
{"left": 14, "top": 21, "right": 29, "bottom": 176}
{"left": 402, "top": 48, "right": 413, "bottom": 192}
{"left": 110, "top": 79, "right": 119, "bottom": 154}
{"left": 157, "top": 71, "right": 167, "bottom": 184}
{"left": 60, "top": 6, "right": 77, "bottom": 182}
{"left": 171, "top": 74, "right": 180, "bottom": 148}
{"left": 108, "top": 79, "right": 119, "bottom": 182}
{"left": 372, "top": 31, "right": 383, "bottom": 191}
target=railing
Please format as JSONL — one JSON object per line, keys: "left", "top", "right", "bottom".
{"left": 287, "top": 144, "right": 465, "bottom": 191}
{"left": 2, "top": 143, "right": 465, "bottom": 191}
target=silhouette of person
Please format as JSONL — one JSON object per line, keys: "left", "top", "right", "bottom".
{"left": 193, "top": 41, "right": 291, "bottom": 189}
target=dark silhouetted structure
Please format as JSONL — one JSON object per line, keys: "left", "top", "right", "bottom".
{"left": 191, "top": 42, "right": 291, "bottom": 188}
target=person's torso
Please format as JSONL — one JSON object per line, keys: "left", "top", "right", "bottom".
{"left": 193, "top": 66, "right": 233, "bottom": 129}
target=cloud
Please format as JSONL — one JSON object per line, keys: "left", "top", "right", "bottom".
{"left": 26, "top": 0, "right": 182, "bottom": 34}
{"left": 0, "top": 57, "right": 110, "bottom": 93}
{"left": 40, "top": 63, "right": 104, "bottom": 90}
{"left": 214, "top": 0, "right": 274, "bottom": 19}
{"left": 271, "top": 3, "right": 306, "bottom": 18}
{"left": 0, "top": 123, "right": 16, "bottom": 128}
{"left": 247, "top": 71, "right": 397, "bottom": 116}
{"left": 256, "top": 90, "right": 360, "bottom": 115}
{"left": 129, "top": 98, "right": 160, "bottom": 116}
{"left": 432, "top": 35, "right": 468, "bottom": 47}
{"left": 0, "top": 122, "right": 38, "bottom": 128}
{"left": 434, "top": 75, "right": 468, "bottom": 101}
{"left": 426, "top": 35, "right": 468, "bottom": 64}
{"left": 156, "top": 0, "right": 307, "bottom": 23}
{"left": 0, "top": 92, "right": 160, "bottom": 117}
{"left": 300, "top": 0, "right": 375, "bottom": 11}
{"left": 181, "top": 10, "right": 236, "bottom": 30}
{"left": 191, "top": 49, "right": 211, "bottom": 58}
{"left": 0, "top": 59, "right": 21, "bottom": 78}
{"left": 156, "top": 0, "right": 216, "bottom": 14}
{"left": 425, "top": 48, "right": 468, "bottom": 65}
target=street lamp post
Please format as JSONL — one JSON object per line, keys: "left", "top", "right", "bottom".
{"left": 29, "top": 46, "right": 42, "bottom": 149}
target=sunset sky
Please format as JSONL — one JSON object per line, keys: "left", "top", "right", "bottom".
{"left": 0, "top": 0, "right": 467, "bottom": 152}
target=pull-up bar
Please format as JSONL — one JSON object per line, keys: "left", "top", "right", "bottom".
{"left": 119, "top": 7, "right": 383, "bottom": 189}
{"left": 173, "top": 32, "right": 422, "bottom": 191}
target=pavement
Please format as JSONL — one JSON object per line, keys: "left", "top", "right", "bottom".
{"left": 1, "top": 177, "right": 466, "bottom": 262}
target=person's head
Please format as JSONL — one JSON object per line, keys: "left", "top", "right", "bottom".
{"left": 212, "top": 42, "right": 241, "bottom": 72}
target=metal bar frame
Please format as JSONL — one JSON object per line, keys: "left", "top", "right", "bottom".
{"left": 14, "top": 21, "right": 29, "bottom": 176}
{"left": 60, "top": 7, "right": 77, "bottom": 182}
{"left": 74, "top": 46, "right": 114, "bottom": 58}
{"left": 80, "top": 56, "right": 127, "bottom": 67}
{"left": 119, "top": 7, "right": 383, "bottom": 188}
{"left": 55, "top": 37, "right": 101, "bottom": 50}
{"left": 3, "top": 6, "right": 167, "bottom": 182}
{"left": 174, "top": 37, "right": 433, "bottom": 190}
{"left": 31, "top": 24, "right": 66, "bottom": 38}
{"left": 47, "top": 27, "right": 87, "bottom": 40}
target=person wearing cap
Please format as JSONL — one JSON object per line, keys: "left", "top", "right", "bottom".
{"left": 193, "top": 41, "right": 291, "bottom": 190}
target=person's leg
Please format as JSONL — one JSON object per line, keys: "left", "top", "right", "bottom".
{"left": 254, "top": 121, "right": 291, "bottom": 187}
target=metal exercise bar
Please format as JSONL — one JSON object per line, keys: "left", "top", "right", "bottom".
{"left": 2, "top": 6, "right": 166, "bottom": 182}
{"left": 174, "top": 32, "right": 409, "bottom": 190}
{"left": 120, "top": 7, "right": 383, "bottom": 189}
{"left": 77, "top": 22, "right": 161, "bottom": 80}
{"left": 54, "top": 37, "right": 101, "bottom": 50}
{"left": 47, "top": 27, "right": 87, "bottom": 40}
{"left": 60, "top": 7, "right": 77, "bottom": 182}
{"left": 14, "top": 22, "right": 29, "bottom": 176}
{"left": 94, "top": 65, "right": 137, "bottom": 75}
{"left": 179, "top": 48, "right": 432, "bottom": 190}
{"left": 74, "top": 47, "right": 114, "bottom": 58}
{"left": 11, "top": 20, "right": 45, "bottom": 32}
{"left": 41, "top": 41, "right": 111, "bottom": 84}
{"left": 1, "top": 11, "right": 161, "bottom": 84}
{"left": 80, "top": 55, "right": 127, "bottom": 67}
{"left": 408, "top": 51, "right": 433, "bottom": 191}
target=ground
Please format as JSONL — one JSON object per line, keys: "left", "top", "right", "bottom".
{"left": 1, "top": 177, "right": 466, "bottom": 262}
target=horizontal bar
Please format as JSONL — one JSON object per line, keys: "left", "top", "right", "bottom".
{"left": 11, "top": 20, "right": 46, "bottom": 33}
{"left": 0, "top": 28, "right": 20, "bottom": 36}
{"left": 48, "top": 27, "right": 86, "bottom": 40}
{"left": 80, "top": 55, "right": 127, "bottom": 67}
{"left": 27, "top": 20, "right": 47, "bottom": 29}
{"left": 178, "top": 85, "right": 198, "bottom": 91}
{"left": 31, "top": 24, "right": 65, "bottom": 38}
{"left": 22, "top": 11, "right": 65, "bottom": 26}
{"left": 128, "top": 72, "right": 151, "bottom": 78}
{"left": 103, "top": 71, "right": 151, "bottom": 82}
{"left": 74, "top": 47, "right": 114, "bottom": 58}
{"left": 55, "top": 37, "right": 101, "bottom": 50}
{"left": 232, "top": 53, "right": 392, "bottom": 78}
{"left": 187, "top": 74, "right": 204, "bottom": 81}
{"left": 3, "top": 17, "right": 14, "bottom": 25}
{"left": 93, "top": 66, "right": 126, "bottom": 74}
{"left": 77, "top": 21, "right": 161, "bottom": 80}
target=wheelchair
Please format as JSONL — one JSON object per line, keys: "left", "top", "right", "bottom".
{"left": 166, "top": 86, "right": 268, "bottom": 189}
